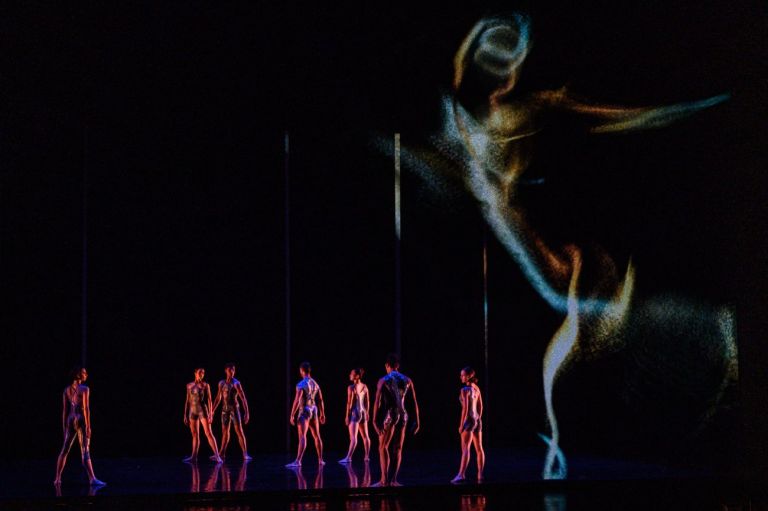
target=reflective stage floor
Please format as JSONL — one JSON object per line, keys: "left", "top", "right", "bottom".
{"left": 0, "top": 449, "right": 757, "bottom": 510}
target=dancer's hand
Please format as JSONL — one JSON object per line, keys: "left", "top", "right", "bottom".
{"left": 320, "top": 414, "right": 326, "bottom": 425}
{"left": 290, "top": 416, "right": 295, "bottom": 426}
{"left": 413, "top": 421, "right": 420, "bottom": 435}
{"left": 345, "top": 417, "right": 350, "bottom": 426}
{"left": 184, "top": 416, "right": 189, "bottom": 426}
{"left": 244, "top": 413, "right": 250, "bottom": 425}
{"left": 458, "top": 427, "right": 462, "bottom": 435}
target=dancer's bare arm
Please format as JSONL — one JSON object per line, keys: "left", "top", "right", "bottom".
{"left": 211, "top": 381, "right": 223, "bottom": 415}
{"left": 373, "top": 378, "right": 384, "bottom": 435}
{"left": 409, "top": 380, "right": 421, "bottom": 434}
{"left": 184, "top": 385, "right": 190, "bottom": 425}
{"left": 344, "top": 386, "right": 353, "bottom": 426}
{"left": 82, "top": 388, "right": 91, "bottom": 437}
{"left": 289, "top": 388, "right": 301, "bottom": 426}
{"left": 317, "top": 387, "right": 326, "bottom": 424}
{"left": 458, "top": 389, "right": 468, "bottom": 435}
{"left": 236, "top": 382, "right": 250, "bottom": 424}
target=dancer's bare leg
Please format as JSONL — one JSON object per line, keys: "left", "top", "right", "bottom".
{"left": 473, "top": 432, "right": 485, "bottom": 482}
{"left": 340, "top": 422, "right": 359, "bottom": 462}
{"left": 389, "top": 425, "right": 407, "bottom": 486}
{"left": 452, "top": 431, "right": 473, "bottom": 483}
{"left": 219, "top": 421, "right": 231, "bottom": 458}
{"left": 373, "top": 426, "right": 394, "bottom": 486}
{"left": 54, "top": 431, "right": 77, "bottom": 483}
{"left": 184, "top": 418, "right": 201, "bottom": 462}
{"left": 360, "top": 422, "right": 371, "bottom": 461}
{"left": 308, "top": 417, "right": 325, "bottom": 465}
{"left": 200, "top": 417, "right": 222, "bottom": 463}
{"left": 78, "top": 430, "right": 105, "bottom": 485}
{"left": 232, "top": 421, "right": 251, "bottom": 460}
{"left": 286, "top": 419, "right": 308, "bottom": 467}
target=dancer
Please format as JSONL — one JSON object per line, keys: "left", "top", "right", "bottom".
{"left": 372, "top": 353, "right": 420, "bottom": 486}
{"left": 54, "top": 367, "right": 106, "bottom": 486}
{"left": 339, "top": 368, "right": 371, "bottom": 463}
{"left": 286, "top": 361, "right": 326, "bottom": 467}
{"left": 211, "top": 363, "right": 252, "bottom": 460}
{"left": 451, "top": 367, "right": 485, "bottom": 483}
{"left": 183, "top": 367, "right": 222, "bottom": 463}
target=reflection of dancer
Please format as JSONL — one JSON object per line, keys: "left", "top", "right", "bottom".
{"left": 451, "top": 367, "right": 485, "bottom": 483}
{"left": 54, "top": 367, "right": 106, "bottom": 486}
{"left": 344, "top": 460, "right": 372, "bottom": 488}
{"left": 211, "top": 363, "right": 251, "bottom": 460}
{"left": 372, "top": 354, "right": 420, "bottom": 486}
{"left": 339, "top": 368, "right": 371, "bottom": 463}
{"left": 183, "top": 368, "right": 222, "bottom": 463}
{"left": 286, "top": 362, "right": 326, "bottom": 467}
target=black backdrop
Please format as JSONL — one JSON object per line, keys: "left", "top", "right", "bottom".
{"left": 2, "top": 1, "right": 766, "bottom": 477}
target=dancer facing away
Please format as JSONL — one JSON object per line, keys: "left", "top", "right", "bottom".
{"left": 339, "top": 368, "right": 371, "bottom": 463}
{"left": 183, "top": 368, "right": 222, "bottom": 463}
{"left": 451, "top": 367, "right": 485, "bottom": 483}
{"left": 211, "top": 363, "right": 252, "bottom": 460}
{"left": 54, "top": 367, "right": 106, "bottom": 486}
{"left": 372, "top": 353, "right": 420, "bottom": 486}
{"left": 286, "top": 361, "right": 326, "bottom": 467}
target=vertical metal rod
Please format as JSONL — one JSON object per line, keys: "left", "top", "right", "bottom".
{"left": 81, "top": 127, "right": 89, "bottom": 367}
{"left": 284, "top": 131, "right": 292, "bottom": 453}
{"left": 482, "top": 226, "right": 490, "bottom": 439}
{"left": 394, "top": 133, "right": 402, "bottom": 356}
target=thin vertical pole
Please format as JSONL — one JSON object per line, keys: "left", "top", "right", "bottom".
{"left": 81, "top": 127, "right": 89, "bottom": 367}
{"left": 482, "top": 227, "right": 490, "bottom": 438}
{"left": 284, "top": 131, "right": 292, "bottom": 453}
{"left": 394, "top": 133, "right": 402, "bottom": 356}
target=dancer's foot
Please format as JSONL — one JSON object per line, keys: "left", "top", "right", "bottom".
{"left": 285, "top": 461, "right": 301, "bottom": 468}
{"left": 371, "top": 481, "right": 387, "bottom": 487}
{"left": 243, "top": 453, "right": 253, "bottom": 461}
{"left": 212, "top": 455, "right": 223, "bottom": 464}
{"left": 89, "top": 478, "right": 107, "bottom": 487}
{"left": 363, "top": 456, "right": 370, "bottom": 461}
{"left": 338, "top": 457, "right": 351, "bottom": 464}
{"left": 182, "top": 455, "right": 196, "bottom": 463}
{"left": 390, "top": 480, "right": 403, "bottom": 487}
{"left": 451, "top": 475, "right": 466, "bottom": 484}
{"left": 477, "top": 475, "right": 484, "bottom": 484}
{"left": 318, "top": 459, "right": 326, "bottom": 466}
{"left": 53, "top": 479, "right": 61, "bottom": 485}
{"left": 209, "top": 455, "right": 220, "bottom": 461}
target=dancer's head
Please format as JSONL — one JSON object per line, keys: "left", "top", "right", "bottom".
{"left": 194, "top": 367, "right": 206, "bottom": 382}
{"left": 460, "top": 366, "right": 478, "bottom": 384}
{"left": 224, "top": 363, "right": 236, "bottom": 379}
{"left": 349, "top": 368, "right": 364, "bottom": 383}
{"left": 299, "top": 361, "right": 311, "bottom": 378}
{"left": 70, "top": 366, "right": 87, "bottom": 383}
{"left": 385, "top": 353, "right": 400, "bottom": 372}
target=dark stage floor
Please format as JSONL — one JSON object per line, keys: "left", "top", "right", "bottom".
{"left": 0, "top": 449, "right": 754, "bottom": 510}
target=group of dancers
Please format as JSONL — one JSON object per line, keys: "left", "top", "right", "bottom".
{"left": 54, "top": 354, "right": 485, "bottom": 487}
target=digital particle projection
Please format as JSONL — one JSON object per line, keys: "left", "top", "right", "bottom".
{"left": 384, "top": 14, "right": 737, "bottom": 479}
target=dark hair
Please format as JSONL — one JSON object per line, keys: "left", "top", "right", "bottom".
{"left": 299, "top": 361, "right": 311, "bottom": 374}
{"left": 462, "top": 366, "right": 478, "bottom": 384}
{"left": 352, "top": 367, "right": 365, "bottom": 379}
{"left": 224, "top": 363, "right": 236, "bottom": 370}
{"left": 385, "top": 353, "right": 400, "bottom": 369}
{"left": 69, "top": 366, "right": 85, "bottom": 381}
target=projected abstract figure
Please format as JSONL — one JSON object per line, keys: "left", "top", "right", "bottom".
{"left": 54, "top": 367, "right": 106, "bottom": 486}
{"left": 387, "top": 14, "right": 737, "bottom": 479}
